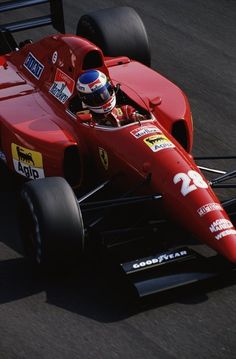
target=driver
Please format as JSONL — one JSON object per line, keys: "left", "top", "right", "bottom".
{"left": 76, "top": 69, "right": 146, "bottom": 126}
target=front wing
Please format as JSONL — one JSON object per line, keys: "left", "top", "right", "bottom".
{"left": 120, "top": 246, "right": 235, "bottom": 297}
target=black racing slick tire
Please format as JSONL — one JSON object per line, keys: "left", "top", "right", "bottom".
{"left": 19, "top": 177, "right": 84, "bottom": 270}
{"left": 77, "top": 6, "right": 151, "bottom": 66}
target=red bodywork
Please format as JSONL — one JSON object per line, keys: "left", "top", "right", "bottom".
{"left": 1, "top": 34, "right": 236, "bottom": 262}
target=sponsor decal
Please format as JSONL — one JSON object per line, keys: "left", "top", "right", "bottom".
{"left": 209, "top": 219, "right": 233, "bottom": 233}
{"left": 197, "top": 202, "right": 222, "bottom": 217}
{"left": 88, "top": 77, "right": 103, "bottom": 91}
{"left": 131, "top": 126, "right": 161, "bottom": 139}
{"left": 215, "top": 229, "right": 236, "bottom": 241}
{"left": 24, "top": 52, "right": 44, "bottom": 79}
{"left": 49, "top": 68, "right": 75, "bottom": 103}
{"left": 0, "top": 150, "right": 7, "bottom": 163}
{"left": 98, "top": 147, "right": 108, "bottom": 170}
{"left": 102, "top": 99, "right": 114, "bottom": 113}
{"left": 144, "top": 134, "right": 175, "bottom": 152}
{"left": 132, "top": 249, "right": 188, "bottom": 270}
{"left": 116, "top": 107, "right": 123, "bottom": 116}
{"left": 52, "top": 51, "right": 58, "bottom": 64}
{"left": 11, "top": 143, "right": 45, "bottom": 180}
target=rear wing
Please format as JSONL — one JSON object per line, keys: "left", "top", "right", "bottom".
{"left": 0, "top": 0, "right": 65, "bottom": 54}
{"left": 0, "top": 0, "right": 65, "bottom": 33}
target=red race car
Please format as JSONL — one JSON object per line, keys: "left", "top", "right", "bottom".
{"left": 0, "top": 0, "right": 235, "bottom": 296}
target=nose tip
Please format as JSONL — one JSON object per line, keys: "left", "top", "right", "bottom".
{"left": 216, "top": 232, "right": 236, "bottom": 263}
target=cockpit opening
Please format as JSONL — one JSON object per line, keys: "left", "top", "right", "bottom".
{"left": 82, "top": 50, "right": 103, "bottom": 70}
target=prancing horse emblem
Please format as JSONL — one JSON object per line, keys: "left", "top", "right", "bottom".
{"left": 99, "top": 147, "right": 108, "bottom": 170}
{"left": 16, "top": 146, "right": 35, "bottom": 165}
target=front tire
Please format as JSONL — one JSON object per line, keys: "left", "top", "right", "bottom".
{"left": 19, "top": 177, "right": 84, "bottom": 270}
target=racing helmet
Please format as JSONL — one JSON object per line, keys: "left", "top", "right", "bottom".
{"left": 76, "top": 70, "right": 116, "bottom": 114}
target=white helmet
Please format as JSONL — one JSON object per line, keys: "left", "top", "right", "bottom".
{"left": 76, "top": 69, "right": 116, "bottom": 114}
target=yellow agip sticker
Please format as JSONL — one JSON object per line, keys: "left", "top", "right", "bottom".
{"left": 11, "top": 143, "right": 45, "bottom": 179}
{"left": 144, "top": 134, "right": 175, "bottom": 152}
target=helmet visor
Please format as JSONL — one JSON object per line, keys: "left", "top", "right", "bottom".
{"left": 81, "top": 82, "right": 114, "bottom": 107}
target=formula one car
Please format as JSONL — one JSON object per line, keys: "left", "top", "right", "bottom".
{"left": 0, "top": 0, "right": 235, "bottom": 296}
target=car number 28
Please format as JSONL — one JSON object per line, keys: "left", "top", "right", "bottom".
{"left": 173, "top": 170, "right": 208, "bottom": 196}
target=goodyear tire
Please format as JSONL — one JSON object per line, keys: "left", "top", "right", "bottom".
{"left": 77, "top": 6, "right": 151, "bottom": 66}
{"left": 19, "top": 177, "right": 84, "bottom": 270}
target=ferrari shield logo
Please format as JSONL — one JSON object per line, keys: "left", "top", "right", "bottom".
{"left": 99, "top": 147, "right": 108, "bottom": 170}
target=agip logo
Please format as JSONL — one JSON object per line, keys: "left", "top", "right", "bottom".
{"left": 11, "top": 143, "right": 45, "bottom": 180}
{"left": 144, "top": 134, "right": 175, "bottom": 152}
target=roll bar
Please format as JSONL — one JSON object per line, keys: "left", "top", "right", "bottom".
{"left": 0, "top": 0, "right": 65, "bottom": 33}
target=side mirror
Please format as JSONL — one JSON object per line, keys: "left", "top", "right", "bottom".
{"left": 0, "top": 56, "right": 7, "bottom": 69}
{"left": 76, "top": 112, "right": 92, "bottom": 123}
{"left": 149, "top": 96, "right": 162, "bottom": 109}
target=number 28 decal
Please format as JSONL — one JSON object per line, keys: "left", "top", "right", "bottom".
{"left": 173, "top": 170, "right": 208, "bottom": 196}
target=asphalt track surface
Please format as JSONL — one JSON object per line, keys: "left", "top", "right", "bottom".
{"left": 0, "top": 1, "right": 236, "bottom": 358}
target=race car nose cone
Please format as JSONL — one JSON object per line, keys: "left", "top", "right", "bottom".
{"left": 216, "top": 232, "right": 236, "bottom": 263}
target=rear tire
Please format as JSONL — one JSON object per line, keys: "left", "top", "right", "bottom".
{"left": 77, "top": 6, "right": 151, "bottom": 66}
{"left": 19, "top": 177, "right": 84, "bottom": 271}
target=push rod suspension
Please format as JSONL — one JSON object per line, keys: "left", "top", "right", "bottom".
{"left": 210, "top": 170, "right": 236, "bottom": 186}
{"left": 80, "top": 194, "right": 162, "bottom": 212}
